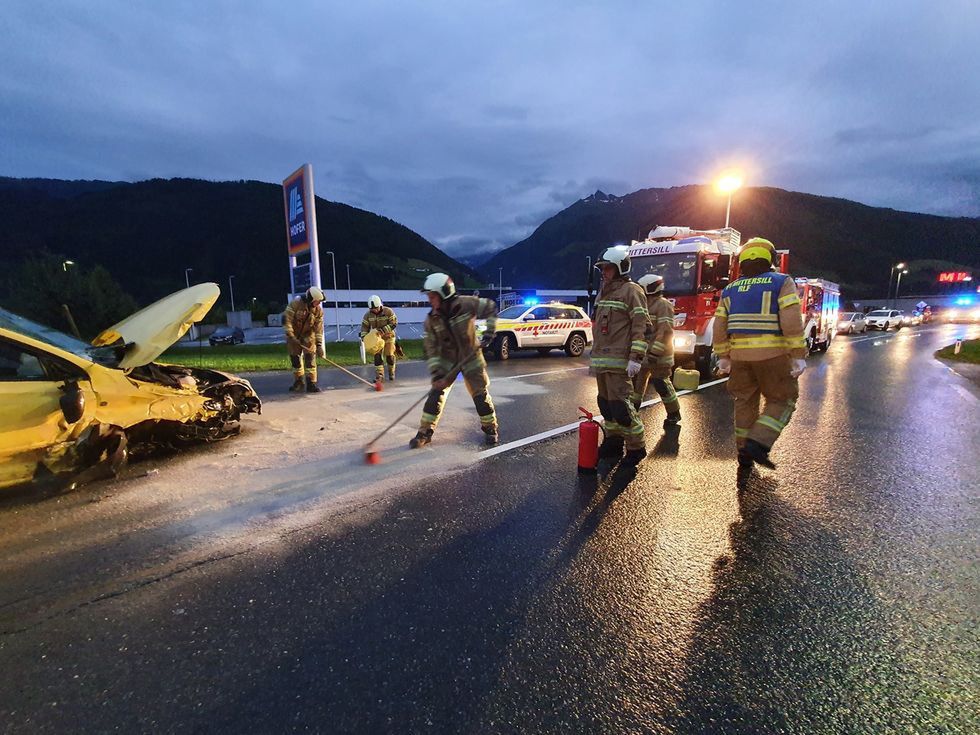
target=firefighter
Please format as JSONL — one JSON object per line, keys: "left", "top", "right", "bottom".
{"left": 631, "top": 274, "right": 681, "bottom": 428}
{"left": 712, "top": 237, "right": 807, "bottom": 470}
{"left": 591, "top": 246, "right": 649, "bottom": 466}
{"left": 360, "top": 295, "right": 398, "bottom": 382}
{"left": 283, "top": 286, "right": 326, "bottom": 393}
{"left": 411, "top": 273, "right": 499, "bottom": 448}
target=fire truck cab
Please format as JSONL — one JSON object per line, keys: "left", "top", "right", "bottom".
{"left": 795, "top": 277, "right": 841, "bottom": 353}
{"left": 628, "top": 226, "right": 741, "bottom": 377}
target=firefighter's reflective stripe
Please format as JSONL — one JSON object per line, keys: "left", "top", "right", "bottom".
{"left": 630, "top": 339, "right": 648, "bottom": 353}
{"left": 778, "top": 292, "right": 801, "bottom": 308}
{"left": 597, "top": 300, "right": 629, "bottom": 311}
{"left": 591, "top": 356, "right": 629, "bottom": 370}
{"left": 727, "top": 335, "right": 797, "bottom": 350}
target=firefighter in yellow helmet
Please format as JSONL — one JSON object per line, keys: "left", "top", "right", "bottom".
{"left": 591, "top": 246, "right": 650, "bottom": 466}
{"left": 360, "top": 295, "right": 399, "bottom": 382}
{"left": 283, "top": 286, "right": 326, "bottom": 393}
{"left": 631, "top": 273, "right": 681, "bottom": 428}
{"left": 411, "top": 273, "right": 499, "bottom": 448}
{"left": 713, "top": 237, "right": 806, "bottom": 470}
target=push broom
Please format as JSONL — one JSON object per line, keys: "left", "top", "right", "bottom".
{"left": 319, "top": 355, "right": 384, "bottom": 391}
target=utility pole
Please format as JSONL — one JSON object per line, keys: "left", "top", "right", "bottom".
{"left": 325, "top": 251, "right": 341, "bottom": 341}
{"left": 228, "top": 275, "right": 236, "bottom": 312}
{"left": 185, "top": 268, "right": 193, "bottom": 289}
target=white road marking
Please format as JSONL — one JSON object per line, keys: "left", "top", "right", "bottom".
{"left": 478, "top": 376, "right": 729, "bottom": 459}
{"left": 494, "top": 366, "right": 589, "bottom": 382}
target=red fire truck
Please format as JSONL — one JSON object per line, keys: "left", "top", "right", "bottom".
{"left": 795, "top": 277, "right": 840, "bottom": 353}
{"left": 627, "top": 226, "right": 791, "bottom": 376}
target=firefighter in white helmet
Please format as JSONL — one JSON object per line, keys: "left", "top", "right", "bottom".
{"left": 283, "top": 286, "right": 326, "bottom": 393}
{"left": 411, "top": 273, "right": 499, "bottom": 448}
{"left": 631, "top": 273, "right": 681, "bottom": 428}
{"left": 360, "top": 295, "right": 399, "bottom": 382}
{"left": 591, "top": 246, "right": 649, "bottom": 466}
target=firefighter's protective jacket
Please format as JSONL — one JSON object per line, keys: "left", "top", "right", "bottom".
{"left": 284, "top": 297, "right": 324, "bottom": 356}
{"left": 423, "top": 295, "right": 497, "bottom": 377}
{"left": 712, "top": 272, "right": 806, "bottom": 361}
{"left": 590, "top": 275, "right": 649, "bottom": 372}
{"left": 360, "top": 307, "right": 398, "bottom": 338}
{"left": 644, "top": 294, "right": 675, "bottom": 367}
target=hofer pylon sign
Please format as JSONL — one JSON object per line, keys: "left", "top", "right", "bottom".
{"left": 282, "top": 164, "right": 322, "bottom": 294}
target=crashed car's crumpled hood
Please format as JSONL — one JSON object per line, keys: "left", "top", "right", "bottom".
{"left": 91, "top": 283, "right": 220, "bottom": 370}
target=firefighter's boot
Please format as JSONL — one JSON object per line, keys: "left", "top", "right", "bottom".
{"left": 622, "top": 446, "right": 647, "bottom": 467}
{"left": 482, "top": 425, "right": 499, "bottom": 446}
{"left": 289, "top": 377, "right": 305, "bottom": 393}
{"left": 387, "top": 365, "right": 396, "bottom": 382}
{"left": 598, "top": 436, "right": 625, "bottom": 460}
{"left": 663, "top": 411, "right": 681, "bottom": 430}
{"left": 410, "top": 429, "right": 433, "bottom": 449}
{"left": 740, "top": 439, "right": 775, "bottom": 469}
{"left": 305, "top": 377, "right": 321, "bottom": 394}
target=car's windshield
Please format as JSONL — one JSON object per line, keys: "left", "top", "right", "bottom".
{"left": 497, "top": 306, "right": 528, "bottom": 319}
{"left": 631, "top": 253, "right": 699, "bottom": 296}
{"left": 213, "top": 327, "right": 234, "bottom": 336}
{"left": 0, "top": 307, "right": 92, "bottom": 358}
{"left": 839, "top": 313, "right": 855, "bottom": 320}
{"left": 868, "top": 310, "right": 890, "bottom": 317}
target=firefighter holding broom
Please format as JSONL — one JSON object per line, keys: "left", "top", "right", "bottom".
{"left": 410, "top": 273, "right": 499, "bottom": 449}
{"left": 360, "top": 295, "right": 400, "bottom": 382}
{"left": 284, "top": 286, "right": 326, "bottom": 393}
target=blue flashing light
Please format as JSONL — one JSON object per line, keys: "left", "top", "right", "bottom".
{"left": 523, "top": 297, "right": 540, "bottom": 306}
{"left": 954, "top": 296, "right": 974, "bottom": 306}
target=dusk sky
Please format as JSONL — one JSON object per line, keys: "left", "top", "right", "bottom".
{"left": 2, "top": 1, "right": 978, "bottom": 258}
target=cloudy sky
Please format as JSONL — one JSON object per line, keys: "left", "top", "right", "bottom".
{"left": 2, "top": 1, "right": 978, "bottom": 258}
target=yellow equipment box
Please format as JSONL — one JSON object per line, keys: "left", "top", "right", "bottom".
{"left": 673, "top": 368, "right": 700, "bottom": 391}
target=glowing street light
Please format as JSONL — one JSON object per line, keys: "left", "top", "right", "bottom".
{"left": 716, "top": 174, "right": 743, "bottom": 229}
{"left": 62, "top": 260, "right": 75, "bottom": 271}
{"left": 895, "top": 268, "right": 909, "bottom": 303}
{"left": 888, "top": 262, "right": 908, "bottom": 306}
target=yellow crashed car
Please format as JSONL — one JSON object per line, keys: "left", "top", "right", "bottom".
{"left": 0, "top": 283, "right": 260, "bottom": 490}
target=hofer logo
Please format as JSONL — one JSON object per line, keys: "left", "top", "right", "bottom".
{"left": 288, "top": 186, "right": 304, "bottom": 222}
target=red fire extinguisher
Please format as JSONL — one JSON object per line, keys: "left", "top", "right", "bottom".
{"left": 577, "top": 406, "right": 603, "bottom": 474}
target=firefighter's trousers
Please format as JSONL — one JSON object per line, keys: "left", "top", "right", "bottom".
{"left": 290, "top": 351, "right": 317, "bottom": 382}
{"left": 420, "top": 367, "right": 496, "bottom": 433}
{"left": 596, "top": 370, "right": 645, "bottom": 450}
{"left": 630, "top": 361, "right": 679, "bottom": 415}
{"left": 726, "top": 355, "right": 798, "bottom": 449}
{"left": 372, "top": 337, "right": 397, "bottom": 380}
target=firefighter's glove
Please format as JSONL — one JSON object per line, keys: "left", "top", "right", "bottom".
{"left": 432, "top": 375, "right": 449, "bottom": 391}
{"left": 717, "top": 357, "right": 732, "bottom": 375}
{"left": 790, "top": 358, "right": 807, "bottom": 378}
{"left": 317, "top": 345, "right": 326, "bottom": 359}
{"left": 627, "top": 360, "right": 642, "bottom": 378}
{"left": 480, "top": 333, "right": 495, "bottom": 350}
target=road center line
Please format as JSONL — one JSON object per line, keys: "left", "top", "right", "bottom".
{"left": 478, "top": 376, "right": 729, "bottom": 459}
{"left": 494, "top": 366, "right": 590, "bottom": 382}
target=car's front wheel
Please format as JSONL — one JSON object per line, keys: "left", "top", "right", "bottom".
{"left": 564, "top": 333, "right": 587, "bottom": 357}
{"left": 493, "top": 334, "right": 511, "bottom": 361}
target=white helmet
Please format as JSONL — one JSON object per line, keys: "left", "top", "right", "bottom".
{"left": 637, "top": 274, "right": 665, "bottom": 295}
{"left": 368, "top": 295, "right": 382, "bottom": 309}
{"left": 595, "top": 246, "right": 631, "bottom": 275}
{"left": 421, "top": 273, "right": 456, "bottom": 299}
{"left": 305, "top": 286, "right": 325, "bottom": 303}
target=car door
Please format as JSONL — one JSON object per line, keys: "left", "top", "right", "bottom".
{"left": 520, "top": 307, "right": 551, "bottom": 346}
{"left": 0, "top": 336, "right": 94, "bottom": 488}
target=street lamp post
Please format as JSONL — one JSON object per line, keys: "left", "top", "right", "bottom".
{"left": 888, "top": 262, "right": 907, "bottom": 307}
{"left": 895, "top": 268, "right": 909, "bottom": 305}
{"left": 324, "top": 251, "right": 341, "bottom": 341}
{"left": 228, "top": 275, "right": 236, "bottom": 312}
{"left": 716, "top": 174, "right": 743, "bottom": 229}
{"left": 346, "top": 263, "right": 352, "bottom": 308}
{"left": 498, "top": 267, "right": 503, "bottom": 306}
{"left": 185, "top": 268, "right": 193, "bottom": 289}
{"left": 586, "top": 255, "right": 594, "bottom": 316}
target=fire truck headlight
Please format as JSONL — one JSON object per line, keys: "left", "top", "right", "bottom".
{"left": 674, "top": 312, "right": 687, "bottom": 327}
{"left": 673, "top": 333, "right": 694, "bottom": 351}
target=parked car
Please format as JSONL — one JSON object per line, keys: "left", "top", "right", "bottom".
{"left": 477, "top": 302, "right": 593, "bottom": 360}
{"left": 904, "top": 312, "right": 922, "bottom": 327}
{"left": 209, "top": 326, "right": 245, "bottom": 346}
{"left": 865, "top": 309, "right": 904, "bottom": 331}
{"left": 836, "top": 311, "right": 867, "bottom": 334}
{"left": 0, "top": 284, "right": 261, "bottom": 491}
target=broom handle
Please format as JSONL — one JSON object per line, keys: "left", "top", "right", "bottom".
{"left": 319, "top": 355, "right": 376, "bottom": 387}
{"left": 364, "top": 361, "right": 463, "bottom": 451}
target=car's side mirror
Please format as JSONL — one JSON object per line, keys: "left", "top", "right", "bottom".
{"left": 523, "top": 315, "right": 536, "bottom": 322}
{"left": 59, "top": 380, "right": 85, "bottom": 424}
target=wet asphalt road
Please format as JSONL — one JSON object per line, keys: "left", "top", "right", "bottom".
{"left": 1, "top": 325, "right": 978, "bottom": 733}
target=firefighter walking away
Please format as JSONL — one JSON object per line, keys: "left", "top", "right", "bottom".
{"left": 713, "top": 238, "right": 806, "bottom": 470}
{"left": 284, "top": 286, "right": 326, "bottom": 393}
{"left": 411, "top": 274, "right": 499, "bottom": 448}
{"left": 360, "top": 295, "right": 399, "bottom": 382}
{"left": 631, "top": 274, "right": 681, "bottom": 429}
{"left": 591, "top": 246, "right": 649, "bottom": 467}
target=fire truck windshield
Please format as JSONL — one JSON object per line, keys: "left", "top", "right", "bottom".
{"left": 631, "top": 253, "right": 699, "bottom": 295}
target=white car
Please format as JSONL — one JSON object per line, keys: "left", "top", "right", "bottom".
{"left": 836, "top": 312, "right": 867, "bottom": 334}
{"left": 865, "top": 309, "right": 904, "bottom": 331}
{"left": 477, "top": 302, "right": 593, "bottom": 360}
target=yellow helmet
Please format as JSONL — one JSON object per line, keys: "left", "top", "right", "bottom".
{"left": 739, "top": 237, "right": 775, "bottom": 264}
